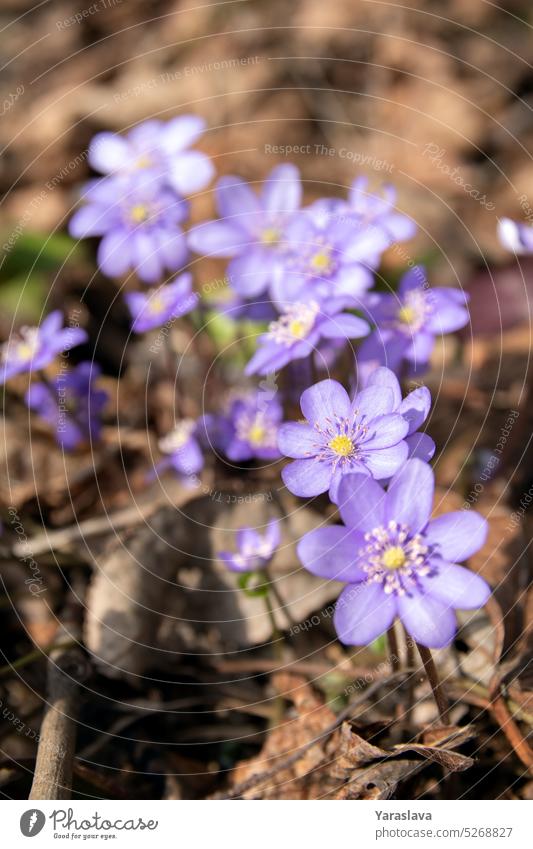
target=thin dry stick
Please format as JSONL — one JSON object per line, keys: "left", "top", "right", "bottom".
{"left": 387, "top": 626, "right": 400, "bottom": 672}
{"left": 415, "top": 642, "right": 450, "bottom": 725}
{"left": 29, "top": 623, "right": 86, "bottom": 800}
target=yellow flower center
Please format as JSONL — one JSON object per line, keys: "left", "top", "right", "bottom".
{"left": 328, "top": 434, "right": 354, "bottom": 457}
{"left": 288, "top": 319, "right": 307, "bottom": 338}
{"left": 397, "top": 305, "right": 417, "bottom": 326}
{"left": 261, "top": 227, "right": 279, "bottom": 245}
{"left": 130, "top": 204, "right": 150, "bottom": 223}
{"left": 16, "top": 342, "right": 37, "bottom": 361}
{"left": 310, "top": 250, "right": 332, "bottom": 272}
{"left": 248, "top": 423, "right": 267, "bottom": 446}
{"left": 149, "top": 296, "right": 166, "bottom": 314}
{"left": 135, "top": 155, "right": 152, "bottom": 170}
{"left": 382, "top": 546, "right": 406, "bottom": 570}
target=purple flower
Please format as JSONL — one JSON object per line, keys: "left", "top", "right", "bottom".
{"left": 25, "top": 362, "right": 108, "bottom": 451}
{"left": 125, "top": 273, "right": 197, "bottom": 333}
{"left": 218, "top": 520, "right": 280, "bottom": 573}
{"left": 297, "top": 459, "right": 490, "bottom": 648}
{"left": 88, "top": 116, "right": 214, "bottom": 195}
{"left": 245, "top": 299, "right": 369, "bottom": 376}
{"left": 222, "top": 390, "right": 284, "bottom": 462}
{"left": 269, "top": 209, "right": 381, "bottom": 307}
{"left": 498, "top": 217, "right": 533, "bottom": 254}
{"left": 359, "top": 266, "right": 470, "bottom": 376}
{"left": 188, "top": 165, "right": 302, "bottom": 298}
{"left": 157, "top": 419, "right": 204, "bottom": 479}
{"left": 0, "top": 311, "right": 87, "bottom": 383}
{"left": 362, "top": 366, "right": 435, "bottom": 463}
{"left": 346, "top": 176, "right": 417, "bottom": 244}
{"left": 278, "top": 376, "right": 410, "bottom": 502}
{"left": 69, "top": 179, "right": 189, "bottom": 283}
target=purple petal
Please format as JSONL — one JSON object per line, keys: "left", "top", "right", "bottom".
{"left": 172, "top": 439, "right": 203, "bottom": 475}
{"left": 277, "top": 422, "right": 319, "bottom": 458}
{"left": 318, "top": 313, "right": 369, "bottom": 340}
{"left": 385, "top": 458, "right": 434, "bottom": 532}
{"left": 362, "top": 414, "right": 409, "bottom": 450}
{"left": 281, "top": 458, "right": 333, "bottom": 497}
{"left": 365, "top": 366, "right": 402, "bottom": 407}
{"left": 497, "top": 217, "right": 533, "bottom": 254}
{"left": 160, "top": 115, "right": 206, "bottom": 153}
{"left": 425, "top": 511, "right": 488, "bottom": 562}
{"left": 39, "top": 310, "right": 64, "bottom": 337}
{"left": 219, "top": 551, "right": 248, "bottom": 573}
{"left": 297, "top": 525, "right": 367, "bottom": 581}
{"left": 334, "top": 582, "right": 397, "bottom": 645}
{"left": 216, "top": 176, "right": 260, "bottom": 221}
{"left": 132, "top": 232, "right": 163, "bottom": 284}
{"left": 398, "top": 266, "right": 427, "bottom": 296}
{"left": 69, "top": 204, "right": 115, "bottom": 238}
{"left": 422, "top": 561, "right": 491, "bottom": 609}
{"left": 227, "top": 250, "right": 274, "bottom": 297}
{"left": 404, "top": 331, "right": 435, "bottom": 367}
{"left": 168, "top": 151, "right": 214, "bottom": 194}
{"left": 353, "top": 385, "right": 395, "bottom": 418}
{"left": 398, "top": 386, "right": 431, "bottom": 434}
{"left": 97, "top": 230, "right": 131, "bottom": 277}
{"left": 363, "top": 441, "right": 409, "bottom": 479}
{"left": 264, "top": 520, "right": 281, "bottom": 551}
{"left": 300, "top": 379, "right": 351, "bottom": 428}
{"left": 397, "top": 590, "right": 457, "bottom": 648}
{"left": 425, "top": 291, "right": 469, "bottom": 334}
{"left": 187, "top": 220, "right": 245, "bottom": 257}
{"left": 88, "top": 132, "right": 130, "bottom": 174}
{"left": 405, "top": 432, "right": 436, "bottom": 462}
{"left": 337, "top": 472, "right": 386, "bottom": 531}
{"left": 262, "top": 164, "right": 302, "bottom": 214}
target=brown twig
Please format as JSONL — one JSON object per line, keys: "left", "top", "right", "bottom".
{"left": 29, "top": 617, "right": 87, "bottom": 800}
{"left": 415, "top": 642, "right": 450, "bottom": 725}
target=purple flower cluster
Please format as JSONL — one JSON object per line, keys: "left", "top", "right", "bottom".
{"left": 218, "top": 520, "right": 280, "bottom": 573}
{"left": 278, "top": 367, "right": 432, "bottom": 503}
{"left": 199, "top": 387, "right": 284, "bottom": 463}
{"left": 0, "top": 311, "right": 87, "bottom": 383}
{"left": 156, "top": 418, "right": 205, "bottom": 481}
{"left": 69, "top": 117, "right": 212, "bottom": 347}
{"left": 359, "top": 266, "right": 470, "bottom": 377}
{"left": 298, "top": 459, "right": 490, "bottom": 648}
{"left": 26, "top": 362, "right": 108, "bottom": 451}
{"left": 125, "top": 273, "right": 197, "bottom": 333}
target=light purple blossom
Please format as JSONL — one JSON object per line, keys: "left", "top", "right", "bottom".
{"left": 69, "top": 178, "right": 189, "bottom": 283}
{"left": 346, "top": 176, "right": 417, "bottom": 244}
{"left": 497, "top": 217, "right": 533, "bottom": 254}
{"left": 218, "top": 520, "right": 281, "bottom": 573}
{"left": 188, "top": 165, "right": 302, "bottom": 298}
{"left": 278, "top": 376, "right": 410, "bottom": 502}
{"left": 269, "top": 209, "right": 381, "bottom": 307}
{"left": 88, "top": 116, "right": 214, "bottom": 195}
{"left": 0, "top": 311, "right": 87, "bottom": 383}
{"left": 359, "top": 266, "right": 470, "bottom": 376}
{"left": 297, "top": 459, "right": 490, "bottom": 648}
{"left": 221, "top": 390, "right": 284, "bottom": 462}
{"left": 245, "top": 299, "right": 369, "bottom": 376}
{"left": 25, "top": 362, "right": 108, "bottom": 451}
{"left": 157, "top": 419, "right": 204, "bottom": 480}
{"left": 125, "top": 273, "right": 197, "bottom": 333}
